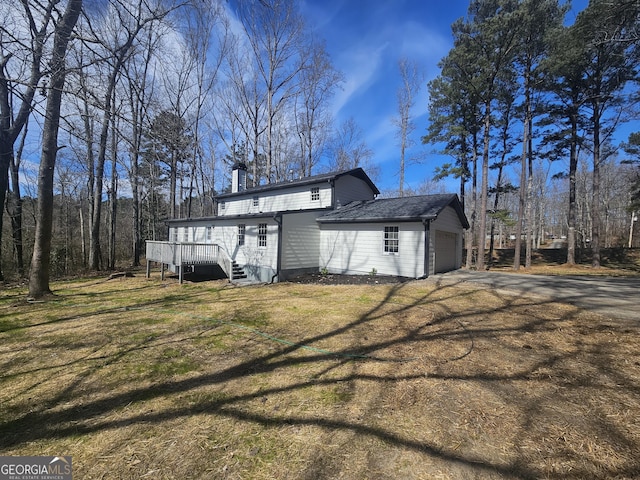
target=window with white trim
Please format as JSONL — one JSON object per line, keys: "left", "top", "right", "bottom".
{"left": 311, "top": 187, "right": 320, "bottom": 201}
{"left": 253, "top": 196, "right": 259, "bottom": 207}
{"left": 182, "top": 227, "right": 189, "bottom": 243}
{"left": 258, "top": 223, "right": 267, "bottom": 247}
{"left": 206, "top": 226, "right": 213, "bottom": 242}
{"left": 238, "top": 224, "right": 245, "bottom": 246}
{"left": 220, "top": 201, "right": 226, "bottom": 211}
{"left": 384, "top": 226, "right": 399, "bottom": 254}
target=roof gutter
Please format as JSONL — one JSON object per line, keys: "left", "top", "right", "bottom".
{"left": 317, "top": 215, "right": 437, "bottom": 224}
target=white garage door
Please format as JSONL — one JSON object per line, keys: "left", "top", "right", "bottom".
{"left": 435, "top": 230, "right": 458, "bottom": 273}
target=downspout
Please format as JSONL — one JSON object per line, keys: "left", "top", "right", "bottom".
{"left": 423, "top": 219, "right": 431, "bottom": 278}
{"left": 330, "top": 179, "right": 335, "bottom": 208}
{"left": 271, "top": 213, "right": 282, "bottom": 283}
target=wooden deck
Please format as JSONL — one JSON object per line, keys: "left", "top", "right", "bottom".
{"left": 145, "top": 241, "right": 233, "bottom": 283}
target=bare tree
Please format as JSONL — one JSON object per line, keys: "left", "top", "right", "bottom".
{"left": 294, "top": 40, "right": 342, "bottom": 177}
{"left": 29, "top": 0, "right": 83, "bottom": 298}
{"left": 236, "top": 0, "right": 307, "bottom": 184}
{"left": 180, "top": 1, "right": 229, "bottom": 217}
{"left": 6, "top": 118, "right": 30, "bottom": 276}
{"left": 326, "top": 117, "right": 377, "bottom": 179}
{"left": 222, "top": 36, "right": 267, "bottom": 186}
{"left": 0, "top": 0, "right": 54, "bottom": 280}
{"left": 393, "top": 58, "right": 422, "bottom": 197}
{"left": 120, "top": 23, "right": 160, "bottom": 265}
{"left": 81, "top": 0, "right": 177, "bottom": 270}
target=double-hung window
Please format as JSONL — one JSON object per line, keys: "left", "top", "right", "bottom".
{"left": 258, "top": 223, "right": 267, "bottom": 247}
{"left": 311, "top": 187, "right": 320, "bottom": 201}
{"left": 384, "top": 226, "right": 399, "bottom": 254}
{"left": 206, "top": 226, "right": 213, "bottom": 242}
{"left": 238, "top": 224, "right": 245, "bottom": 246}
{"left": 253, "top": 196, "right": 259, "bottom": 207}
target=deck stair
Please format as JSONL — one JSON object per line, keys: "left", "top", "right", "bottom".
{"left": 231, "top": 261, "right": 247, "bottom": 280}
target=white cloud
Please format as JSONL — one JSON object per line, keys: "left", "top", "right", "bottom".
{"left": 331, "top": 41, "right": 389, "bottom": 117}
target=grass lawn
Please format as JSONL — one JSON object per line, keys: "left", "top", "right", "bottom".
{"left": 1, "top": 273, "right": 639, "bottom": 479}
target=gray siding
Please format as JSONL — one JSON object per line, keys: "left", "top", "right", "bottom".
{"left": 333, "top": 176, "right": 376, "bottom": 208}
{"left": 281, "top": 211, "right": 321, "bottom": 273}
{"left": 430, "top": 206, "right": 464, "bottom": 273}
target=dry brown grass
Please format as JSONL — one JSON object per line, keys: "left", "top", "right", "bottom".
{"left": 1, "top": 273, "right": 639, "bottom": 479}
{"left": 489, "top": 247, "right": 640, "bottom": 277}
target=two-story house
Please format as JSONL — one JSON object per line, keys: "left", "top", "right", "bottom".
{"left": 145, "top": 162, "right": 469, "bottom": 283}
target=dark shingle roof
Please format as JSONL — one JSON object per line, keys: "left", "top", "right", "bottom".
{"left": 216, "top": 167, "right": 379, "bottom": 199}
{"left": 316, "top": 194, "right": 469, "bottom": 228}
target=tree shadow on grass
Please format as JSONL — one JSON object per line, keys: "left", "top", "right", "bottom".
{"left": 1, "top": 279, "right": 639, "bottom": 479}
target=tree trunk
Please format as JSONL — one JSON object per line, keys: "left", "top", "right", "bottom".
{"left": 591, "top": 104, "right": 601, "bottom": 268}
{"left": 131, "top": 154, "right": 141, "bottom": 266}
{"left": 514, "top": 68, "right": 532, "bottom": 271}
{"left": 488, "top": 153, "right": 507, "bottom": 269}
{"left": 477, "top": 103, "right": 491, "bottom": 271}
{"left": 79, "top": 202, "right": 87, "bottom": 267}
{"left": 29, "top": 0, "right": 82, "bottom": 298}
{"left": 108, "top": 114, "right": 118, "bottom": 270}
{"left": 525, "top": 121, "right": 534, "bottom": 269}
{"left": 567, "top": 111, "right": 578, "bottom": 265}
{"left": 466, "top": 134, "right": 478, "bottom": 269}
{"left": 170, "top": 149, "right": 177, "bottom": 218}
{"left": 0, "top": 143, "right": 9, "bottom": 280}
{"left": 7, "top": 153, "right": 24, "bottom": 275}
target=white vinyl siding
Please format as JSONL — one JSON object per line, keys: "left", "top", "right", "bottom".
{"left": 320, "top": 223, "right": 424, "bottom": 278}
{"left": 217, "top": 183, "right": 333, "bottom": 216}
{"left": 171, "top": 225, "right": 212, "bottom": 243}
{"left": 168, "top": 219, "right": 278, "bottom": 282}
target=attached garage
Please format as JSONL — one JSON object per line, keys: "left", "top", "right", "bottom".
{"left": 435, "top": 230, "right": 459, "bottom": 273}
{"left": 317, "top": 194, "right": 469, "bottom": 278}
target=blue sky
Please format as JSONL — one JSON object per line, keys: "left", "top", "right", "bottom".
{"left": 300, "top": 0, "right": 591, "bottom": 194}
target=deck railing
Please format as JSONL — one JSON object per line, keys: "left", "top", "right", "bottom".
{"left": 145, "top": 241, "right": 233, "bottom": 281}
